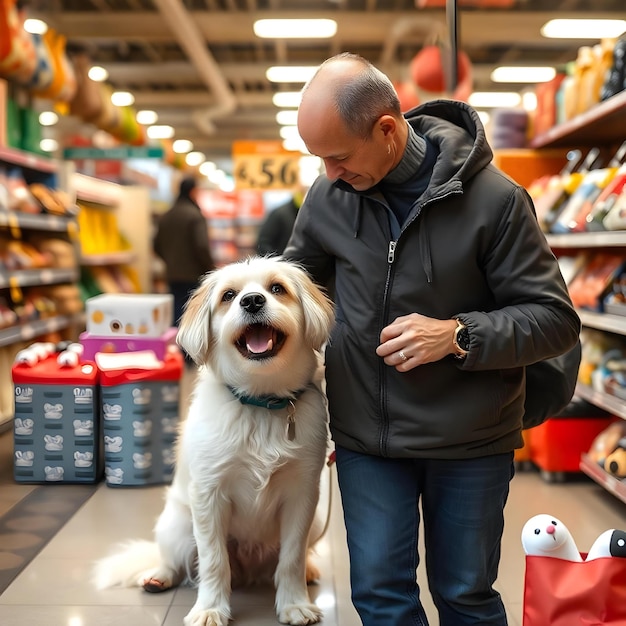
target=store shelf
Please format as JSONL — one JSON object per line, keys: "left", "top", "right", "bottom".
{"left": 0, "top": 314, "right": 83, "bottom": 348}
{"left": 575, "top": 382, "right": 626, "bottom": 420}
{"left": 530, "top": 91, "right": 626, "bottom": 150}
{"left": 72, "top": 172, "right": 122, "bottom": 207}
{"left": 580, "top": 453, "right": 626, "bottom": 505}
{"left": 0, "top": 210, "right": 76, "bottom": 233}
{"left": 577, "top": 309, "right": 626, "bottom": 336}
{"left": 0, "top": 146, "right": 58, "bottom": 173}
{"left": 80, "top": 251, "right": 136, "bottom": 266}
{"left": 0, "top": 267, "right": 78, "bottom": 289}
{"left": 546, "top": 231, "right": 626, "bottom": 249}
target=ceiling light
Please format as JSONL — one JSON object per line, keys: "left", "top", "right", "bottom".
{"left": 88, "top": 66, "right": 109, "bottom": 82}
{"left": 266, "top": 66, "right": 319, "bottom": 83}
{"left": 272, "top": 92, "right": 303, "bottom": 108}
{"left": 276, "top": 110, "right": 299, "bottom": 126}
{"left": 24, "top": 18, "right": 48, "bottom": 35}
{"left": 476, "top": 111, "right": 491, "bottom": 126}
{"left": 111, "top": 91, "right": 134, "bottom": 107}
{"left": 283, "top": 137, "right": 310, "bottom": 154}
{"left": 172, "top": 139, "right": 194, "bottom": 154}
{"left": 279, "top": 126, "right": 301, "bottom": 141}
{"left": 200, "top": 161, "right": 217, "bottom": 176}
{"left": 146, "top": 125, "right": 175, "bottom": 139}
{"left": 541, "top": 19, "right": 626, "bottom": 39}
{"left": 522, "top": 91, "right": 538, "bottom": 111}
{"left": 490, "top": 66, "right": 557, "bottom": 83}
{"left": 39, "top": 111, "right": 59, "bottom": 126}
{"left": 136, "top": 110, "right": 158, "bottom": 125}
{"left": 39, "top": 139, "right": 58, "bottom": 152}
{"left": 468, "top": 92, "right": 522, "bottom": 108}
{"left": 254, "top": 19, "right": 337, "bottom": 39}
{"left": 186, "top": 151, "right": 205, "bottom": 167}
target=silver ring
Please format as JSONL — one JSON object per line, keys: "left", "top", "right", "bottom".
{"left": 399, "top": 351, "right": 408, "bottom": 362}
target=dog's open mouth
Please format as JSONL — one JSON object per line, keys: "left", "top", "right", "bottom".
{"left": 235, "top": 323, "right": 286, "bottom": 360}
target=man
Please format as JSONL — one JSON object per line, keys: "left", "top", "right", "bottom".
{"left": 154, "top": 176, "right": 215, "bottom": 336}
{"left": 284, "top": 53, "right": 580, "bottom": 626}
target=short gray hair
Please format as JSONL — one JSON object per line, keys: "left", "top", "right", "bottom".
{"left": 304, "top": 52, "right": 402, "bottom": 139}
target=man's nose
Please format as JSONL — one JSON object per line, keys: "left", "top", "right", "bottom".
{"left": 323, "top": 160, "right": 343, "bottom": 179}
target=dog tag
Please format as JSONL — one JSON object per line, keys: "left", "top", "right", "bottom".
{"left": 287, "top": 401, "right": 296, "bottom": 441}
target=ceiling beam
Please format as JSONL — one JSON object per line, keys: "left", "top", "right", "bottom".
{"left": 44, "top": 10, "right": 623, "bottom": 47}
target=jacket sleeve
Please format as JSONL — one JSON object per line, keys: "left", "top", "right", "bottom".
{"left": 456, "top": 185, "right": 581, "bottom": 371}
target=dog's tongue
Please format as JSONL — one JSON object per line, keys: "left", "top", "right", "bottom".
{"left": 245, "top": 326, "right": 274, "bottom": 354}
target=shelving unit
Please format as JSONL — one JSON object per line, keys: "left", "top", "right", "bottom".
{"left": 65, "top": 168, "right": 152, "bottom": 293}
{"left": 522, "top": 91, "right": 626, "bottom": 502}
{"left": 0, "top": 148, "right": 82, "bottom": 427}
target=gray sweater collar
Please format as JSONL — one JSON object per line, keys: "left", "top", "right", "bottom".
{"left": 384, "top": 124, "right": 427, "bottom": 185}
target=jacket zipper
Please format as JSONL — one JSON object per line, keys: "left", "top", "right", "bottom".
{"left": 377, "top": 188, "right": 463, "bottom": 456}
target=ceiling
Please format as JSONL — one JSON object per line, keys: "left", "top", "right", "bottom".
{"left": 27, "top": 0, "right": 626, "bottom": 165}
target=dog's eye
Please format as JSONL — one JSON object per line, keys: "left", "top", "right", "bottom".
{"left": 222, "top": 289, "right": 236, "bottom": 302}
{"left": 270, "top": 283, "right": 285, "bottom": 295}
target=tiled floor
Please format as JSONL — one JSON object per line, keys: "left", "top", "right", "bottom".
{"left": 0, "top": 366, "right": 625, "bottom": 625}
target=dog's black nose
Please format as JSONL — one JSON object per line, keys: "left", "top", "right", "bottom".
{"left": 240, "top": 292, "right": 266, "bottom": 314}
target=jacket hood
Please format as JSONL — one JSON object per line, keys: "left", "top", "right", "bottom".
{"left": 404, "top": 99, "right": 493, "bottom": 187}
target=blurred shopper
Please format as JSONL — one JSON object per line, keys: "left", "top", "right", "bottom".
{"left": 154, "top": 176, "right": 215, "bottom": 335}
{"left": 256, "top": 189, "right": 304, "bottom": 256}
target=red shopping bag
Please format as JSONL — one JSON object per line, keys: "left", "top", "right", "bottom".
{"left": 523, "top": 554, "right": 626, "bottom": 626}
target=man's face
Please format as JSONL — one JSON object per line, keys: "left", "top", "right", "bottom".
{"left": 298, "top": 113, "right": 392, "bottom": 191}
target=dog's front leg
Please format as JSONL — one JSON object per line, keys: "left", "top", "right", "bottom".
{"left": 274, "top": 487, "right": 323, "bottom": 625}
{"left": 183, "top": 482, "right": 232, "bottom": 626}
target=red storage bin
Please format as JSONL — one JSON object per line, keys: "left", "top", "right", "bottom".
{"left": 528, "top": 399, "right": 618, "bottom": 482}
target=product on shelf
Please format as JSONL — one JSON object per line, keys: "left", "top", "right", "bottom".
{"left": 85, "top": 293, "right": 173, "bottom": 337}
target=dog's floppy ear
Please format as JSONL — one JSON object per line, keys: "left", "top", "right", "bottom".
{"left": 292, "top": 267, "right": 335, "bottom": 351}
{"left": 176, "top": 272, "right": 215, "bottom": 364}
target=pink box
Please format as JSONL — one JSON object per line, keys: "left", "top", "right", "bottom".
{"left": 79, "top": 327, "right": 178, "bottom": 361}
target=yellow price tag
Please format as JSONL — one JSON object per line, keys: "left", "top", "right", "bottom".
{"left": 9, "top": 275, "right": 23, "bottom": 303}
{"left": 232, "top": 141, "right": 300, "bottom": 191}
{"left": 67, "top": 220, "right": 79, "bottom": 242}
{"left": 8, "top": 212, "right": 22, "bottom": 239}
{"left": 233, "top": 153, "right": 300, "bottom": 190}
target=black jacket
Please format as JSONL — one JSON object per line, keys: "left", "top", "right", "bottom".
{"left": 154, "top": 195, "right": 215, "bottom": 283}
{"left": 284, "top": 99, "right": 580, "bottom": 459}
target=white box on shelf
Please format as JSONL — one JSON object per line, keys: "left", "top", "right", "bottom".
{"left": 85, "top": 293, "right": 174, "bottom": 337}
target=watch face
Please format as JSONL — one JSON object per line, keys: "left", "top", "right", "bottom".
{"left": 457, "top": 327, "right": 470, "bottom": 352}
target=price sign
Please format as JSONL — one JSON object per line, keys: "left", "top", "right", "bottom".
{"left": 232, "top": 141, "right": 300, "bottom": 190}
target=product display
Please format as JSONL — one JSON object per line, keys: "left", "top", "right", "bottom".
{"left": 12, "top": 351, "right": 101, "bottom": 483}
{"left": 98, "top": 350, "right": 182, "bottom": 487}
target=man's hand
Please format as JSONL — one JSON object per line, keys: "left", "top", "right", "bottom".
{"left": 376, "top": 314, "right": 458, "bottom": 371}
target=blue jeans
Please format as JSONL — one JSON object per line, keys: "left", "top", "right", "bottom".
{"left": 334, "top": 446, "right": 514, "bottom": 626}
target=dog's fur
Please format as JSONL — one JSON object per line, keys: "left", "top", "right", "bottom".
{"left": 93, "top": 257, "right": 335, "bottom": 626}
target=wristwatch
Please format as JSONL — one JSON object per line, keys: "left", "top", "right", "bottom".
{"left": 453, "top": 319, "right": 470, "bottom": 359}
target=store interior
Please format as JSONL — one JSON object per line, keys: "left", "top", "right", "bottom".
{"left": 1, "top": 1, "right": 626, "bottom": 625}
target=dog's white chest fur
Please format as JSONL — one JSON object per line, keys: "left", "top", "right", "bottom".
{"left": 176, "top": 369, "right": 327, "bottom": 545}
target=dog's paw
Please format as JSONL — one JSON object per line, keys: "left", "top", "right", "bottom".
{"left": 278, "top": 603, "right": 323, "bottom": 625}
{"left": 142, "top": 577, "right": 172, "bottom": 593}
{"left": 183, "top": 608, "right": 229, "bottom": 626}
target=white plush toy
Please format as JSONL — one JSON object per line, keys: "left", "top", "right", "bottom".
{"left": 586, "top": 529, "right": 626, "bottom": 561}
{"left": 521, "top": 514, "right": 583, "bottom": 562}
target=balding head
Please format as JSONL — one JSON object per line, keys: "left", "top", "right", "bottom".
{"left": 300, "top": 53, "right": 402, "bottom": 140}
{"left": 296, "top": 53, "right": 409, "bottom": 191}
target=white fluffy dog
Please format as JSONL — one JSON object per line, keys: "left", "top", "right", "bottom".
{"left": 93, "top": 257, "right": 335, "bottom": 626}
